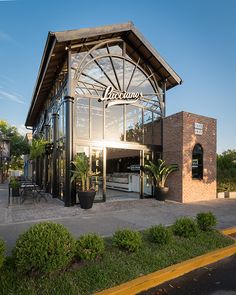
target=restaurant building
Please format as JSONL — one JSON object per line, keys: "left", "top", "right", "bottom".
{"left": 25, "top": 22, "right": 216, "bottom": 206}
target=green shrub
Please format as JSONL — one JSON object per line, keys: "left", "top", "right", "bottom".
{"left": 13, "top": 222, "right": 76, "bottom": 274}
{"left": 196, "top": 212, "right": 217, "bottom": 231}
{"left": 112, "top": 229, "right": 142, "bottom": 252}
{"left": 173, "top": 217, "right": 198, "bottom": 238}
{"left": 76, "top": 233, "right": 105, "bottom": 261}
{"left": 149, "top": 225, "right": 172, "bottom": 245}
{"left": 0, "top": 239, "right": 5, "bottom": 268}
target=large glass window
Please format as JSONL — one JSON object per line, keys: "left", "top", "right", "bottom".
{"left": 192, "top": 144, "right": 203, "bottom": 179}
{"left": 72, "top": 39, "right": 163, "bottom": 145}
{"left": 105, "top": 105, "right": 124, "bottom": 141}
{"left": 74, "top": 97, "right": 89, "bottom": 139}
{"left": 126, "top": 105, "right": 143, "bottom": 143}
{"left": 91, "top": 99, "right": 103, "bottom": 139}
{"left": 153, "top": 113, "right": 161, "bottom": 145}
{"left": 59, "top": 102, "right": 65, "bottom": 138}
{"left": 143, "top": 110, "right": 153, "bottom": 144}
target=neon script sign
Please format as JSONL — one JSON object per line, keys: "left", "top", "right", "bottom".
{"left": 98, "top": 86, "right": 143, "bottom": 108}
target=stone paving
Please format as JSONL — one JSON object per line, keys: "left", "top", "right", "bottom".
{"left": 0, "top": 182, "right": 236, "bottom": 254}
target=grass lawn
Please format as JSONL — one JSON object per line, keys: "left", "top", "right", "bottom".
{"left": 0, "top": 230, "right": 234, "bottom": 295}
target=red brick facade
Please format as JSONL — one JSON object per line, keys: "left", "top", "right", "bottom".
{"left": 163, "top": 111, "right": 216, "bottom": 203}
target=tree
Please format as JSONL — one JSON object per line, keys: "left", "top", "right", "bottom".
{"left": 0, "top": 120, "right": 30, "bottom": 171}
{"left": 217, "top": 149, "right": 236, "bottom": 191}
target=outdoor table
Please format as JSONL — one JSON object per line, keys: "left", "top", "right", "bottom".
{"left": 20, "top": 183, "right": 39, "bottom": 204}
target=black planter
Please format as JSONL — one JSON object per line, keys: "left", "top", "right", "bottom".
{"left": 12, "top": 188, "right": 20, "bottom": 197}
{"left": 154, "top": 187, "right": 169, "bottom": 201}
{"left": 78, "top": 190, "right": 96, "bottom": 209}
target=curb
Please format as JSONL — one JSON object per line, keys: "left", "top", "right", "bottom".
{"left": 221, "top": 226, "right": 236, "bottom": 236}
{"left": 95, "top": 228, "right": 236, "bottom": 295}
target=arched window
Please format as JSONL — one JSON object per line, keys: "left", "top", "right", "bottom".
{"left": 192, "top": 144, "right": 203, "bottom": 179}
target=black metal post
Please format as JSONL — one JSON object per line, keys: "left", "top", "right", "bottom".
{"left": 52, "top": 113, "right": 59, "bottom": 197}
{"left": 161, "top": 79, "right": 167, "bottom": 157}
{"left": 64, "top": 96, "right": 74, "bottom": 207}
{"left": 44, "top": 124, "right": 50, "bottom": 190}
{"left": 162, "top": 79, "right": 167, "bottom": 117}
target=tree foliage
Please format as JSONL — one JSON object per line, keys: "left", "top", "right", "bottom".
{"left": 217, "top": 149, "right": 236, "bottom": 191}
{"left": 0, "top": 120, "right": 30, "bottom": 170}
{"left": 29, "top": 138, "right": 47, "bottom": 160}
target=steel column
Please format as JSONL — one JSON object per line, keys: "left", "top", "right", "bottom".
{"left": 44, "top": 124, "right": 50, "bottom": 190}
{"left": 52, "top": 113, "right": 59, "bottom": 197}
{"left": 64, "top": 96, "right": 74, "bottom": 207}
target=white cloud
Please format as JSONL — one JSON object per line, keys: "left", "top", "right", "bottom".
{"left": 17, "top": 124, "right": 28, "bottom": 136}
{"left": 0, "top": 88, "right": 25, "bottom": 105}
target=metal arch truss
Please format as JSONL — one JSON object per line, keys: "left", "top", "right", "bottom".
{"left": 71, "top": 38, "right": 164, "bottom": 116}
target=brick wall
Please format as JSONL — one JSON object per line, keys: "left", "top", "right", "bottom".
{"left": 163, "top": 111, "right": 216, "bottom": 203}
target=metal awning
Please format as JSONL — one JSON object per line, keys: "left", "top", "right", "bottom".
{"left": 25, "top": 22, "right": 182, "bottom": 126}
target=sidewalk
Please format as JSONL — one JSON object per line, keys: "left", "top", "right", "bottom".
{"left": 1, "top": 183, "right": 236, "bottom": 254}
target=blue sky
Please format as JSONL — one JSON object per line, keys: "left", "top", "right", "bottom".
{"left": 0, "top": 0, "right": 235, "bottom": 153}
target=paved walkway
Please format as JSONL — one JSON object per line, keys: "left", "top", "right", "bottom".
{"left": 0, "top": 183, "right": 236, "bottom": 254}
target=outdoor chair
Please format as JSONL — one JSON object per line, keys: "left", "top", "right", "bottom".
{"left": 34, "top": 183, "right": 49, "bottom": 202}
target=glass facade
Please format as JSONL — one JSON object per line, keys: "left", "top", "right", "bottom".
{"left": 32, "top": 36, "right": 164, "bottom": 205}
{"left": 105, "top": 105, "right": 124, "bottom": 141}
{"left": 70, "top": 38, "right": 163, "bottom": 202}
{"left": 74, "top": 97, "right": 89, "bottom": 139}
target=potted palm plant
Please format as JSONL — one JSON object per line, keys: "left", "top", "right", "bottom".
{"left": 10, "top": 177, "right": 21, "bottom": 197}
{"left": 71, "top": 153, "right": 99, "bottom": 209}
{"left": 143, "top": 159, "right": 178, "bottom": 201}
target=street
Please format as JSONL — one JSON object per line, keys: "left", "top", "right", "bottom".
{"left": 140, "top": 253, "right": 236, "bottom": 295}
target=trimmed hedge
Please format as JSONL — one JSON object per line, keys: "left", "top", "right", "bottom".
{"left": 149, "top": 225, "right": 172, "bottom": 245}
{"left": 112, "top": 229, "right": 142, "bottom": 252}
{"left": 197, "top": 212, "right": 217, "bottom": 231}
{"left": 13, "top": 222, "right": 76, "bottom": 274}
{"left": 173, "top": 217, "right": 198, "bottom": 238}
{"left": 76, "top": 233, "right": 104, "bottom": 261}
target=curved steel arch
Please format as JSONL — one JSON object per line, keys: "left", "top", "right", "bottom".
{"left": 72, "top": 39, "right": 164, "bottom": 115}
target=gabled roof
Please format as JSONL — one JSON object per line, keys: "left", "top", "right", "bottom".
{"left": 25, "top": 22, "right": 182, "bottom": 126}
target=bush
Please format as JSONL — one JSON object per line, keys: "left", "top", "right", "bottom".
{"left": 76, "top": 233, "right": 105, "bottom": 261}
{"left": 112, "top": 229, "right": 142, "bottom": 252}
{"left": 173, "top": 217, "right": 198, "bottom": 238}
{"left": 0, "top": 239, "right": 5, "bottom": 268}
{"left": 197, "top": 212, "right": 217, "bottom": 231}
{"left": 13, "top": 222, "right": 76, "bottom": 274}
{"left": 149, "top": 225, "right": 172, "bottom": 245}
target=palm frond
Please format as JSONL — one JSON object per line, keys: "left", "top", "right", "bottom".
{"left": 144, "top": 159, "right": 178, "bottom": 188}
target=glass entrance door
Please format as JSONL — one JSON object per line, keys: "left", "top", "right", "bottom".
{"left": 105, "top": 148, "right": 140, "bottom": 201}
{"left": 143, "top": 151, "right": 152, "bottom": 197}
{"left": 91, "top": 148, "right": 104, "bottom": 201}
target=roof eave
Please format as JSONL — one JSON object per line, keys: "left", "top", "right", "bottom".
{"left": 25, "top": 32, "right": 56, "bottom": 127}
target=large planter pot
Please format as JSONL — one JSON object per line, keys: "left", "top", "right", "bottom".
{"left": 12, "top": 187, "right": 20, "bottom": 197}
{"left": 78, "top": 190, "right": 96, "bottom": 209}
{"left": 154, "top": 187, "right": 169, "bottom": 201}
